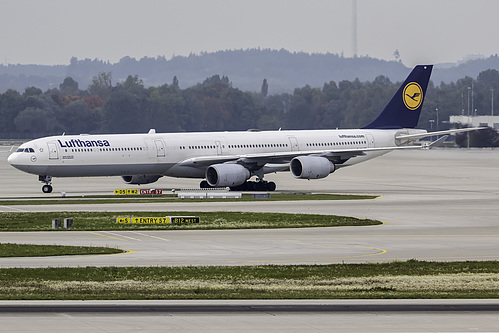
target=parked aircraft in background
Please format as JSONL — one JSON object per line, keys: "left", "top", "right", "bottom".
{"left": 8, "top": 65, "right": 483, "bottom": 193}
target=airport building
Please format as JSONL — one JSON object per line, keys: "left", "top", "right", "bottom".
{"left": 449, "top": 115, "right": 499, "bottom": 129}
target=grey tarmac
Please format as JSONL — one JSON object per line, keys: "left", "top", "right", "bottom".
{"left": 1, "top": 148, "right": 498, "bottom": 267}
{"left": 1, "top": 147, "right": 499, "bottom": 332}
{"left": 0, "top": 300, "right": 499, "bottom": 333}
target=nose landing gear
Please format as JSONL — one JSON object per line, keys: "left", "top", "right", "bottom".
{"left": 42, "top": 184, "right": 53, "bottom": 193}
{"left": 39, "top": 175, "right": 53, "bottom": 193}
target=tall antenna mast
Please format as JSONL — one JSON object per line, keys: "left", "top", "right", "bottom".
{"left": 352, "top": 0, "right": 358, "bottom": 57}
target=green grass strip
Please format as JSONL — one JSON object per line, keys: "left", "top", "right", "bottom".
{"left": 0, "top": 261, "right": 498, "bottom": 300}
{"left": 0, "top": 211, "right": 381, "bottom": 231}
{"left": 0, "top": 193, "right": 377, "bottom": 206}
{"left": 0, "top": 243, "right": 124, "bottom": 257}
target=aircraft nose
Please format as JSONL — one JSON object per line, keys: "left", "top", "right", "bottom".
{"left": 7, "top": 152, "right": 17, "bottom": 165}
{"left": 7, "top": 151, "right": 25, "bottom": 166}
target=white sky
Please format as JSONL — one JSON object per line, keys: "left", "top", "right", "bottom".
{"left": 1, "top": 0, "right": 498, "bottom": 67}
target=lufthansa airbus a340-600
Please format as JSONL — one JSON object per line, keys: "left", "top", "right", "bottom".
{"left": 8, "top": 65, "right": 483, "bottom": 193}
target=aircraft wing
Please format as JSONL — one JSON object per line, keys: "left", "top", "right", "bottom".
{"left": 178, "top": 155, "right": 242, "bottom": 167}
{"left": 178, "top": 145, "right": 423, "bottom": 169}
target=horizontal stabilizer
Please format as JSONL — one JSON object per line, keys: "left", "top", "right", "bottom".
{"left": 395, "top": 127, "right": 486, "bottom": 142}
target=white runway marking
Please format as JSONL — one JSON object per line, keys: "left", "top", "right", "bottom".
{"left": 100, "top": 231, "right": 142, "bottom": 241}
{"left": 0, "top": 206, "right": 28, "bottom": 212}
{"left": 129, "top": 231, "right": 170, "bottom": 241}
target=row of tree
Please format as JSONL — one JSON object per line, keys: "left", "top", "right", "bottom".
{"left": 1, "top": 69, "right": 498, "bottom": 146}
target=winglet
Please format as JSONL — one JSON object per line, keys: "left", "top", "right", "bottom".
{"left": 363, "top": 65, "right": 433, "bottom": 129}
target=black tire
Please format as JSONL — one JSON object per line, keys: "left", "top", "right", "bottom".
{"left": 266, "top": 181, "right": 276, "bottom": 191}
{"left": 230, "top": 182, "right": 248, "bottom": 191}
{"left": 200, "top": 180, "right": 210, "bottom": 188}
{"left": 245, "top": 181, "right": 256, "bottom": 191}
{"left": 42, "top": 185, "right": 53, "bottom": 193}
{"left": 255, "top": 181, "right": 267, "bottom": 191}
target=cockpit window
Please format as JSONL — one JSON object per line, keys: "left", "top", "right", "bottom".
{"left": 17, "top": 148, "right": 35, "bottom": 153}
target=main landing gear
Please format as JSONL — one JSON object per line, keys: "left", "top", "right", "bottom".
{"left": 230, "top": 180, "right": 276, "bottom": 192}
{"left": 39, "top": 175, "right": 53, "bottom": 193}
{"left": 200, "top": 180, "right": 276, "bottom": 192}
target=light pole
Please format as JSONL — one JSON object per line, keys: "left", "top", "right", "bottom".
{"left": 467, "top": 87, "right": 471, "bottom": 121}
{"left": 429, "top": 120, "right": 435, "bottom": 141}
{"left": 467, "top": 87, "right": 471, "bottom": 148}
{"left": 435, "top": 108, "right": 439, "bottom": 130}
{"left": 491, "top": 88, "right": 494, "bottom": 116}
{"left": 471, "top": 81, "right": 474, "bottom": 118}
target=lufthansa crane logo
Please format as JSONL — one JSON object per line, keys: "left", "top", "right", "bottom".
{"left": 403, "top": 82, "right": 423, "bottom": 110}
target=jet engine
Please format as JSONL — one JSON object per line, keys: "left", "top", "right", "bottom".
{"left": 205, "top": 164, "right": 250, "bottom": 187}
{"left": 121, "top": 175, "right": 162, "bottom": 185}
{"left": 290, "top": 156, "right": 335, "bottom": 179}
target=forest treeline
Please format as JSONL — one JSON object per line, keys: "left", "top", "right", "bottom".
{"left": 1, "top": 69, "right": 499, "bottom": 146}
{"left": 3, "top": 50, "right": 499, "bottom": 94}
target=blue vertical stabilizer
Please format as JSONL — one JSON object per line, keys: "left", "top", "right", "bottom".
{"left": 363, "top": 65, "right": 433, "bottom": 129}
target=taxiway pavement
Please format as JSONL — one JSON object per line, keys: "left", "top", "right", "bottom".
{"left": 1, "top": 147, "right": 499, "bottom": 332}
{"left": 1, "top": 300, "right": 499, "bottom": 333}
{"left": 1, "top": 148, "right": 498, "bottom": 267}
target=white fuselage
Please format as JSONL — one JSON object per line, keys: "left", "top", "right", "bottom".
{"left": 8, "top": 128, "right": 423, "bottom": 180}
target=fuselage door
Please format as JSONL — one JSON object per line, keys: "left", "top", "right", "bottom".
{"left": 288, "top": 137, "right": 299, "bottom": 151}
{"left": 366, "top": 134, "right": 375, "bottom": 148}
{"left": 215, "top": 141, "right": 223, "bottom": 155}
{"left": 48, "top": 142, "right": 59, "bottom": 160}
{"left": 154, "top": 139, "right": 165, "bottom": 157}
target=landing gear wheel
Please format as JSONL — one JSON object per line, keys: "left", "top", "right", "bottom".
{"left": 255, "top": 181, "right": 267, "bottom": 191}
{"left": 200, "top": 180, "right": 210, "bottom": 189}
{"left": 229, "top": 183, "right": 245, "bottom": 191}
{"left": 229, "top": 181, "right": 277, "bottom": 192}
{"left": 245, "top": 182, "right": 256, "bottom": 191}
{"left": 266, "top": 181, "right": 276, "bottom": 192}
{"left": 42, "top": 184, "right": 53, "bottom": 193}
